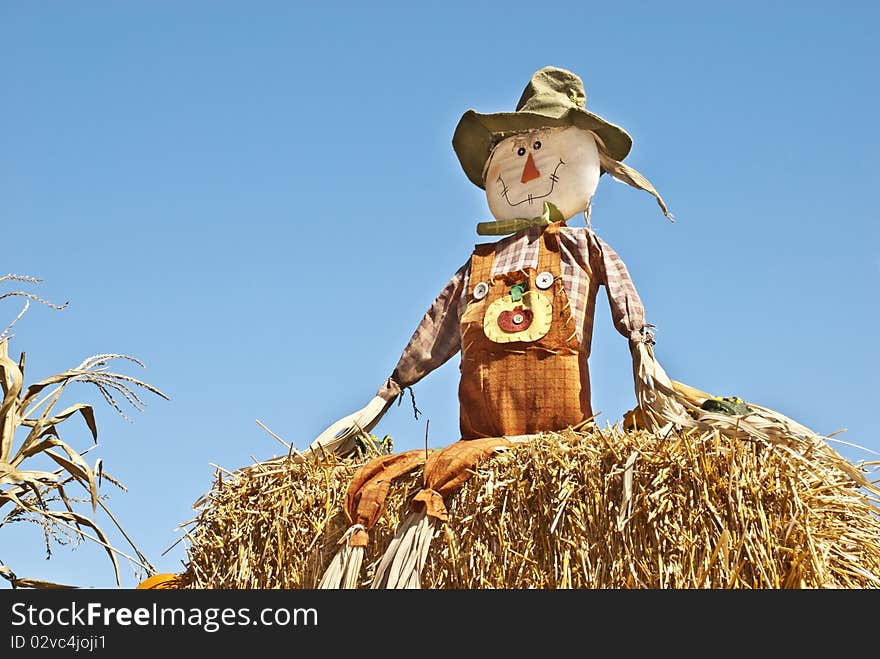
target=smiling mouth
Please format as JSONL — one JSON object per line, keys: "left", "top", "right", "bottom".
{"left": 498, "top": 159, "right": 565, "bottom": 207}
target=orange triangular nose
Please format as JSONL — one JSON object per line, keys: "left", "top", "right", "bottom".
{"left": 520, "top": 152, "right": 541, "bottom": 184}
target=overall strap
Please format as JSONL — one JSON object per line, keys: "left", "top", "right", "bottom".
{"left": 468, "top": 241, "right": 497, "bottom": 291}
{"left": 536, "top": 221, "right": 565, "bottom": 275}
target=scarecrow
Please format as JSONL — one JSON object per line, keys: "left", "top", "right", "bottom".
{"left": 304, "top": 66, "right": 695, "bottom": 457}
{"left": 302, "top": 66, "right": 827, "bottom": 589}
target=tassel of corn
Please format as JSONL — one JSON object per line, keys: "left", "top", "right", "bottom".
{"left": 631, "top": 341, "right": 698, "bottom": 433}
{"left": 318, "top": 449, "right": 429, "bottom": 588}
{"left": 318, "top": 524, "right": 368, "bottom": 589}
{"left": 370, "top": 510, "right": 438, "bottom": 589}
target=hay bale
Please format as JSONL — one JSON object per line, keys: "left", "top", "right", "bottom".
{"left": 174, "top": 425, "right": 880, "bottom": 589}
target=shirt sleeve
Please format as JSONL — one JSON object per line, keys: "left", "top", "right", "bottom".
{"left": 376, "top": 260, "right": 470, "bottom": 403}
{"left": 587, "top": 232, "right": 654, "bottom": 345}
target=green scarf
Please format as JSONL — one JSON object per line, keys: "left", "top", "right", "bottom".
{"left": 476, "top": 202, "right": 565, "bottom": 236}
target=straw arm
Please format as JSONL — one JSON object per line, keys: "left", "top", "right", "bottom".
{"left": 297, "top": 395, "right": 391, "bottom": 463}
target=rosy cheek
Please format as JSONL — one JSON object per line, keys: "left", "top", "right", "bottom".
{"left": 486, "top": 167, "right": 505, "bottom": 195}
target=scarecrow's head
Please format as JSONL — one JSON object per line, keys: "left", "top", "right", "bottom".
{"left": 483, "top": 125, "right": 600, "bottom": 221}
{"left": 453, "top": 66, "right": 673, "bottom": 225}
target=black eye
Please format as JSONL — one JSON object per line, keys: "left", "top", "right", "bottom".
{"left": 517, "top": 147, "right": 526, "bottom": 156}
{"left": 533, "top": 140, "right": 542, "bottom": 150}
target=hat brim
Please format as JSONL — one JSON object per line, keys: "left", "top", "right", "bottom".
{"left": 452, "top": 107, "right": 633, "bottom": 189}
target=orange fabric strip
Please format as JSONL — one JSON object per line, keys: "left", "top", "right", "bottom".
{"left": 348, "top": 527, "right": 370, "bottom": 548}
{"left": 345, "top": 449, "right": 429, "bottom": 531}
{"left": 411, "top": 488, "right": 449, "bottom": 522}
{"left": 410, "top": 437, "right": 513, "bottom": 521}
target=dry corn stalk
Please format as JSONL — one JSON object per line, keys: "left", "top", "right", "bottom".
{"left": 0, "top": 274, "right": 168, "bottom": 587}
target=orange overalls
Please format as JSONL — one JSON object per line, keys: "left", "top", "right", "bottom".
{"left": 458, "top": 221, "right": 591, "bottom": 439}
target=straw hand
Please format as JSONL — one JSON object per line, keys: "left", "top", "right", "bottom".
{"left": 298, "top": 395, "right": 389, "bottom": 462}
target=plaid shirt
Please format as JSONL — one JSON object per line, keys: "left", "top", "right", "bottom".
{"left": 377, "top": 225, "right": 652, "bottom": 403}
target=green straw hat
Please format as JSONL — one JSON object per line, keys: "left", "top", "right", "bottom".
{"left": 452, "top": 66, "right": 633, "bottom": 189}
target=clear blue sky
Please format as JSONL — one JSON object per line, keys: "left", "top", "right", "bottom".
{"left": 2, "top": 1, "right": 878, "bottom": 589}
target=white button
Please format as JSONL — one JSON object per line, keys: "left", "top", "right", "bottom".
{"left": 473, "top": 281, "right": 489, "bottom": 300}
{"left": 536, "top": 271, "right": 554, "bottom": 289}
{"left": 512, "top": 313, "right": 524, "bottom": 325}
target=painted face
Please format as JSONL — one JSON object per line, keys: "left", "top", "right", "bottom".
{"left": 484, "top": 126, "right": 600, "bottom": 221}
